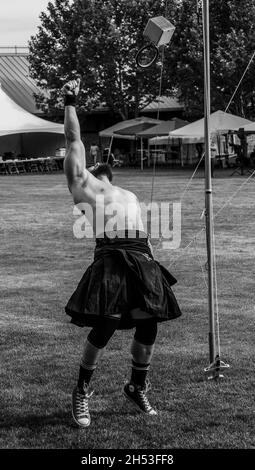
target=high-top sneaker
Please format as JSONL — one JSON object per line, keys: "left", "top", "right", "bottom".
{"left": 124, "top": 380, "right": 157, "bottom": 416}
{"left": 72, "top": 384, "right": 93, "bottom": 427}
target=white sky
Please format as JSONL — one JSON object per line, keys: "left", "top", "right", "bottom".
{"left": 0, "top": 0, "right": 51, "bottom": 47}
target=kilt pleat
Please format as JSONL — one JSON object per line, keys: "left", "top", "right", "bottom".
{"left": 65, "top": 235, "right": 182, "bottom": 329}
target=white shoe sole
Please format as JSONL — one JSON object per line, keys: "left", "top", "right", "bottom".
{"left": 72, "top": 408, "right": 91, "bottom": 428}
{"left": 124, "top": 390, "right": 158, "bottom": 416}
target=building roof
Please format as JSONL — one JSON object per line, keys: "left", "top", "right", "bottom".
{"left": 142, "top": 96, "right": 184, "bottom": 113}
{"left": 0, "top": 51, "right": 43, "bottom": 114}
{"left": 0, "top": 50, "right": 184, "bottom": 117}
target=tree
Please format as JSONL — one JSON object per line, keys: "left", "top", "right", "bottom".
{"left": 28, "top": 0, "right": 81, "bottom": 115}
{"left": 164, "top": 0, "right": 255, "bottom": 119}
{"left": 212, "top": 0, "right": 255, "bottom": 119}
{"left": 29, "top": 0, "right": 179, "bottom": 119}
{"left": 29, "top": 0, "right": 255, "bottom": 120}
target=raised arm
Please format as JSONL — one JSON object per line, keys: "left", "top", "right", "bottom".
{"left": 63, "top": 79, "right": 88, "bottom": 192}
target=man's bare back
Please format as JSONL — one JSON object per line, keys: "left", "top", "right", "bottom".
{"left": 73, "top": 175, "right": 144, "bottom": 236}
{"left": 63, "top": 79, "right": 144, "bottom": 236}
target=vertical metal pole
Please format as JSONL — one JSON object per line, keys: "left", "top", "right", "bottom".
{"left": 148, "top": 140, "right": 151, "bottom": 167}
{"left": 202, "top": 0, "right": 215, "bottom": 363}
{"left": 141, "top": 137, "right": 144, "bottom": 170}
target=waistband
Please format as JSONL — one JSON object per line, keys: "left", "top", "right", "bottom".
{"left": 94, "top": 230, "right": 152, "bottom": 259}
{"left": 96, "top": 230, "right": 148, "bottom": 245}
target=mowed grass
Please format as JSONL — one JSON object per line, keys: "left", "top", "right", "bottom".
{"left": 0, "top": 168, "right": 255, "bottom": 449}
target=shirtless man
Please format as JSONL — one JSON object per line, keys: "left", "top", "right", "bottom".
{"left": 63, "top": 79, "right": 181, "bottom": 428}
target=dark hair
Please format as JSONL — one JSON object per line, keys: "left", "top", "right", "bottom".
{"left": 89, "top": 163, "right": 113, "bottom": 182}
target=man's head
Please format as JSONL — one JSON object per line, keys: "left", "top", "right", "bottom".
{"left": 88, "top": 163, "right": 113, "bottom": 182}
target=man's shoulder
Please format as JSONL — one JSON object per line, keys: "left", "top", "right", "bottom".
{"left": 113, "top": 185, "right": 138, "bottom": 201}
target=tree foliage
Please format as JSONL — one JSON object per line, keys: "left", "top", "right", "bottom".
{"left": 29, "top": 0, "right": 179, "bottom": 119}
{"left": 29, "top": 0, "right": 255, "bottom": 120}
{"left": 164, "top": 0, "right": 255, "bottom": 119}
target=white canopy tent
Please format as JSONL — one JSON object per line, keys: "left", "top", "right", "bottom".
{"left": 0, "top": 85, "right": 64, "bottom": 136}
{"left": 149, "top": 110, "right": 252, "bottom": 145}
{"left": 99, "top": 116, "right": 160, "bottom": 140}
{"left": 240, "top": 121, "right": 255, "bottom": 133}
{"left": 0, "top": 84, "right": 65, "bottom": 159}
{"left": 99, "top": 116, "right": 161, "bottom": 169}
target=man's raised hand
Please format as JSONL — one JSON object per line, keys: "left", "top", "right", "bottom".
{"left": 62, "top": 78, "right": 81, "bottom": 97}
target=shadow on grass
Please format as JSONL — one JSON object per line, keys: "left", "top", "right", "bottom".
{"left": 0, "top": 411, "right": 72, "bottom": 430}
{"left": 0, "top": 405, "right": 139, "bottom": 431}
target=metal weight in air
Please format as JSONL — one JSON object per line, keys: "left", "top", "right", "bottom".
{"left": 136, "top": 16, "right": 175, "bottom": 69}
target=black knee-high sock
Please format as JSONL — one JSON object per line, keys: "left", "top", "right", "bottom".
{"left": 78, "top": 366, "right": 95, "bottom": 389}
{"left": 131, "top": 360, "right": 150, "bottom": 388}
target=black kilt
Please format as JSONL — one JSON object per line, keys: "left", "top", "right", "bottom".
{"left": 65, "top": 231, "right": 182, "bottom": 330}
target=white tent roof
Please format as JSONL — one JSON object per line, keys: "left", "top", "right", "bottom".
{"left": 0, "top": 84, "right": 64, "bottom": 136}
{"left": 241, "top": 121, "right": 255, "bottom": 133}
{"left": 149, "top": 110, "right": 252, "bottom": 145}
{"left": 99, "top": 116, "right": 159, "bottom": 140}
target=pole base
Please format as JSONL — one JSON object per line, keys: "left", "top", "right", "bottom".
{"left": 204, "top": 354, "right": 230, "bottom": 380}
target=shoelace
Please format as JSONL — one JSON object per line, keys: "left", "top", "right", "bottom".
{"left": 137, "top": 380, "right": 153, "bottom": 411}
{"left": 137, "top": 389, "right": 152, "bottom": 411}
{"left": 143, "top": 379, "right": 151, "bottom": 393}
{"left": 75, "top": 389, "right": 93, "bottom": 416}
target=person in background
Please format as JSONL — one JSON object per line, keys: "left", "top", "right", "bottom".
{"left": 210, "top": 139, "right": 217, "bottom": 177}
{"left": 250, "top": 145, "right": 255, "bottom": 166}
{"left": 90, "top": 142, "right": 99, "bottom": 165}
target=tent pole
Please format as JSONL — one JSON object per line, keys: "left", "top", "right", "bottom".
{"left": 141, "top": 137, "right": 144, "bottom": 171}
{"left": 178, "top": 138, "right": 182, "bottom": 166}
{"left": 98, "top": 135, "right": 102, "bottom": 163}
{"left": 202, "top": 0, "right": 215, "bottom": 364}
{"left": 107, "top": 135, "right": 114, "bottom": 164}
{"left": 179, "top": 138, "right": 184, "bottom": 167}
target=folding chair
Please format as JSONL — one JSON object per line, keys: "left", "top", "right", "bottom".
{"left": 0, "top": 162, "right": 7, "bottom": 175}
{"left": 49, "top": 159, "right": 59, "bottom": 172}
{"left": 112, "top": 157, "right": 123, "bottom": 168}
{"left": 6, "top": 161, "right": 19, "bottom": 175}
{"left": 36, "top": 159, "right": 45, "bottom": 172}
{"left": 16, "top": 161, "right": 26, "bottom": 174}
{"left": 29, "top": 160, "right": 39, "bottom": 173}
{"left": 43, "top": 158, "right": 53, "bottom": 172}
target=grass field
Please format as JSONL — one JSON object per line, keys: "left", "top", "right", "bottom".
{"left": 1, "top": 168, "right": 255, "bottom": 449}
